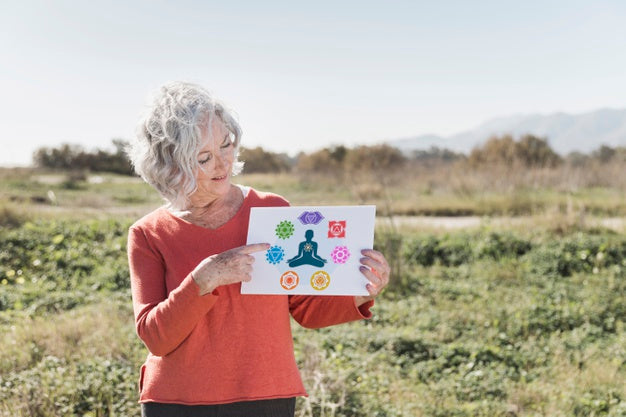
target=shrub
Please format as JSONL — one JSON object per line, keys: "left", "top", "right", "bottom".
{"left": 239, "top": 146, "right": 292, "bottom": 173}
{"left": 0, "top": 204, "right": 28, "bottom": 229}
{"left": 475, "top": 231, "right": 532, "bottom": 260}
{"left": 403, "top": 234, "right": 473, "bottom": 267}
{"left": 526, "top": 233, "right": 626, "bottom": 278}
{"left": 0, "top": 356, "right": 138, "bottom": 416}
{"left": 0, "top": 219, "right": 130, "bottom": 315}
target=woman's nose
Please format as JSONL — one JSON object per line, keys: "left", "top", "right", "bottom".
{"left": 213, "top": 152, "right": 226, "bottom": 170}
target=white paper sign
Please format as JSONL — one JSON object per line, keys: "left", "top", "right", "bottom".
{"left": 242, "top": 205, "right": 376, "bottom": 295}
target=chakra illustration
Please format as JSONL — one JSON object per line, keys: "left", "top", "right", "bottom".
{"left": 328, "top": 220, "right": 346, "bottom": 238}
{"left": 297, "top": 211, "right": 325, "bottom": 225}
{"left": 265, "top": 245, "right": 285, "bottom": 265}
{"left": 330, "top": 246, "right": 351, "bottom": 264}
{"left": 280, "top": 270, "right": 299, "bottom": 290}
{"left": 287, "top": 230, "right": 327, "bottom": 267}
{"left": 310, "top": 270, "right": 331, "bottom": 291}
{"left": 275, "top": 220, "right": 295, "bottom": 239}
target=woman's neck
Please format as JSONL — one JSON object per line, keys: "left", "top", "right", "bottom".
{"left": 177, "top": 185, "right": 244, "bottom": 229}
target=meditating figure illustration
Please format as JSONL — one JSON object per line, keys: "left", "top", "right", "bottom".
{"left": 287, "top": 229, "right": 327, "bottom": 267}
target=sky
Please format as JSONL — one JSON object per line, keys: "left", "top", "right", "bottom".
{"left": 1, "top": 0, "right": 626, "bottom": 166}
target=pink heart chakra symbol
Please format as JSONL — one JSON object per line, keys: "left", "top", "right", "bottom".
{"left": 298, "top": 211, "right": 324, "bottom": 225}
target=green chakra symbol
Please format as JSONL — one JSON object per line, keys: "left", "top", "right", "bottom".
{"left": 275, "top": 220, "right": 295, "bottom": 239}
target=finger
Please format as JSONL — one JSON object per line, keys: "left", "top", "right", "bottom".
{"left": 238, "top": 243, "right": 271, "bottom": 255}
{"left": 361, "top": 249, "right": 387, "bottom": 265}
{"left": 360, "top": 265, "right": 382, "bottom": 288}
{"left": 365, "top": 283, "right": 377, "bottom": 296}
{"left": 361, "top": 258, "right": 390, "bottom": 286}
{"left": 361, "top": 250, "right": 390, "bottom": 279}
{"left": 360, "top": 257, "right": 386, "bottom": 276}
{"left": 227, "top": 268, "right": 252, "bottom": 284}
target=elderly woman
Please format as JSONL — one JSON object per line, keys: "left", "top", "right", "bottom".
{"left": 127, "top": 81, "right": 390, "bottom": 417}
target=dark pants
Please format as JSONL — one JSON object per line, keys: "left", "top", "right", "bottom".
{"left": 141, "top": 398, "right": 296, "bottom": 417}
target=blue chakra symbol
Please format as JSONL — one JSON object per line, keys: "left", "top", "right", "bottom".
{"left": 265, "top": 245, "right": 285, "bottom": 265}
{"left": 298, "top": 211, "right": 325, "bottom": 225}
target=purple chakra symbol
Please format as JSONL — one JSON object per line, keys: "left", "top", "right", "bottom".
{"left": 298, "top": 211, "right": 325, "bottom": 225}
{"left": 330, "top": 246, "right": 351, "bottom": 264}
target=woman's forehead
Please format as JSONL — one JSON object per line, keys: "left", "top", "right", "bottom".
{"left": 199, "top": 119, "right": 228, "bottom": 147}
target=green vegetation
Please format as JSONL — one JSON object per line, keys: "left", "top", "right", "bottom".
{"left": 1, "top": 143, "right": 624, "bottom": 416}
{"left": 0, "top": 212, "right": 624, "bottom": 415}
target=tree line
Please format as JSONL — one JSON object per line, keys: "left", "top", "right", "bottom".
{"left": 33, "top": 139, "right": 134, "bottom": 175}
{"left": 32, "top": 135, "right": 626, "bottom": 176}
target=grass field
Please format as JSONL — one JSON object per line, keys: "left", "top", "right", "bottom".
{"left": 0, "top": 169, "right": 625, "bottom": 416}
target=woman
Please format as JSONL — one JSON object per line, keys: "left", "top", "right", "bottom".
{"left": 127, "top": 81, "right": 390, "bottom": 417}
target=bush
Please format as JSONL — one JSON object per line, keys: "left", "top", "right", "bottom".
{"left": 475, "top": 232, "right": 532, "bottom": 260}
{"left": 239, "top": 147, "right": 293, "bottom": 173}
{"left": 33, "top": 140, "right": 134, "bottom": 175}
{"left": 0, "top": 356, "right": 138, "bottom": 416}
{"left": 403, "top": 234, "right": 473, "bottom": 267}
{"left": 526, "top": 233, "right": 626, "bottom": 278}
{"left": 469, "top": 134, "right": 562, "bottom": 168}
{"left": 0, "top": 204, "right": 28, "bottom": 229}
{"left": 0, "top": 219, "right": 130, "bottom": 315}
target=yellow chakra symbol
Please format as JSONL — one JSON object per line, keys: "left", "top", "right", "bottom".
{"left": 310, "top": 270, "right": 330, "bottom": 291}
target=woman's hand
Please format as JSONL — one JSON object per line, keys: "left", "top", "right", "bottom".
{"left": 355, "top": 249, "right": 391, "bottom": 307}
{"left": 191, "top": 243, "right": 270, "bottom": 295}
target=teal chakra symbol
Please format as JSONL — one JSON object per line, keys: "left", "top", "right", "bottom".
{"left": 266, "top": 245, "right": 285, "bottom": 264}
{"left": 275, "top": 220, "right": 295, "bottom": 239}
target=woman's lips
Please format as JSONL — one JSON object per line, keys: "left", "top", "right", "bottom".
{"left": 211, "top": 175, "right": 227, "bottom": 181}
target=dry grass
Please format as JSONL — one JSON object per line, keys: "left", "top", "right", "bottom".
{"left": 0, "top": 301, "right": 142, "bottom": 374}
{"left": 1, "top": 161, "right": 624, "bottom": 222}
{"left": 508, "top": 350, "right": 626, "bottom": 416}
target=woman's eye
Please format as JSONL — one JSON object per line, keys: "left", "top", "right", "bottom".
{"left": 198, "top": 154, "right": 212, "bottom": 164}
{"left": 221, "top": 139, "right": 232, "bottom": 148}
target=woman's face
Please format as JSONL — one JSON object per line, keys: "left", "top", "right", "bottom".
{"left": 189, "top": 118, "right": 236, "bottom": 205}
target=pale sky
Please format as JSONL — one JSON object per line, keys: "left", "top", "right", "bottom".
{"left": 2, "top": 0, "right": 626, "bottom": 166}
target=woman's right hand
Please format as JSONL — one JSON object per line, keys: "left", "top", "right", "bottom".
{"left": 191, "top": 243, "right": 270, "bottom": 295}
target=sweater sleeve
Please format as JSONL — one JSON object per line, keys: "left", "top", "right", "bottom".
{"left": 128, "top": 226, "right": 218, "bottom": 356}
{"left": 288, "top": 295, "right": 374, "bottom": 329}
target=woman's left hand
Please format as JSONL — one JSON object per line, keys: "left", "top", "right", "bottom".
{"left": 355, "top": 249, "right": 391, "bottom": 306}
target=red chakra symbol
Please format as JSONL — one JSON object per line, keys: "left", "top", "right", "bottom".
{"left": 328, "top": 221, "right": 346, "bottom": 238}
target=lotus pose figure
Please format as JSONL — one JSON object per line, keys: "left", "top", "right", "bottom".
{"left": 287, "top": 230, "right": 327, "bottom": 267}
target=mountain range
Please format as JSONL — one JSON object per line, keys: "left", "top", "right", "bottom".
{"left": 386, "top": 108, "right": 626, "bottom": 155}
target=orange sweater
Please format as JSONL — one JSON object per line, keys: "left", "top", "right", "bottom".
{"left": 128, "top": 188, "right": 373, "bottom": 405}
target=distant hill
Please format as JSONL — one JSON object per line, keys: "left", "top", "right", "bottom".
{"left": 387, "top": 108, "right": 626, "bottom": 155}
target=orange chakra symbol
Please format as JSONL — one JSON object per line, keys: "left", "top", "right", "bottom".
{"left": 310, "top": 271, "right": 331, "bottom": 291}
{"left": 280, "top": 271, "right": 300, "bottom": 290}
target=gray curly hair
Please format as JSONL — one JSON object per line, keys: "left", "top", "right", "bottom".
{"left": 127, "top": 81, "right": 243, "bottom": 209}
